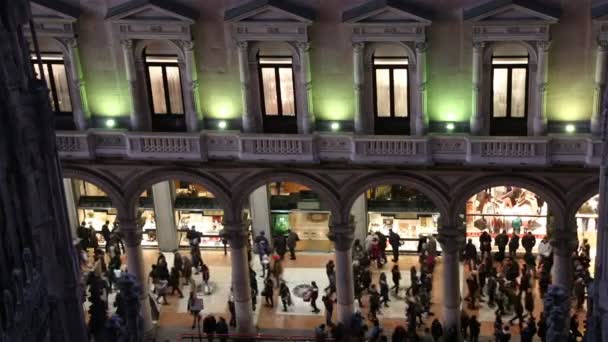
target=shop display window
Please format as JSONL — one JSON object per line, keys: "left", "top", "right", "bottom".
{"left": 465, "top": 186, "right": 548, "bottom": 251}
{"left": 271, "top": 211, "right": 330, "bottom": 241}
{"left": 576, "top": 195, "right": 598, "bottom": 272}
{"left": 368, "top": 212, "right": 439, "bottom": 252}
{"left": 177, "top": 210, "right": 224, "bottom": 247}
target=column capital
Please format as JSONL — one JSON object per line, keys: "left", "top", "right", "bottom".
{"left": 328, "top": 223, "right": 355, "bottom": 251}
{"left": 180, "top": 40, "right": 195, "bottom": 51}
{"left": 60, "top": 37, "right": 78, "bottom": 49}
{"left": 550, "top": 230, "right": 578, "bottom": 257}
{"left": 352, "top": 42, "right": 365, "bottom": 52}
{"left": 120, "top": 39, "right": 133, "bottom": 49}
{"left": 437, "top": 227, "right": 466, "bottom": 254}
{"left": 222, "top": 221, "right": 249, "bottom": 249}
{"left": 472, "top": 41, "right": 485, "bottom": 50}
{"left": 296, "top": 41, "right": 310, "bottom": 52}
{"left": 598, "top": 40, "right": 608, "bottom": 52}
{"left": 538, "top": 40, "right": 552, "bottom": 52}
{"left": 415, "top": 42, "right": 428, "bottom": 53}
{"left": 236, "top": 41, "right": 248, "bottom": 51}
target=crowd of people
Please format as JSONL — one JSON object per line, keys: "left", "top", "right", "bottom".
{"left": 78, "top": 219, "right": 593, "bottom": 341}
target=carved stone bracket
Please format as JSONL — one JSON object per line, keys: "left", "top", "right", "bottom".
{"left": 550, "top": 230, "right": 578, "bottom": 257}
{"left": 328, "top": 223, "right": 355, "bottom": 251}
{"left": 222, "top": 221, "right": 249, "bottom": 249}
{"left": 437, "top": 227, "right": 466, "bottom": 254}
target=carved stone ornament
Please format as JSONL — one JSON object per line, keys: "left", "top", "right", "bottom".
{"left": 222, "top": 221, "right": 248, "bottom": 249}
{"left": 120, "top": 39, "right": 133, "bottom": 49}
{"left": 437, "top": 228, "right": 466, "bottom": 254}
{"left": 296, "top": 42, "right": 310, "bottom": 52}
{"left": 328, "top": 223, "right": 355, "bottom": 251}
{"left": 353, "top": 42, "right": 365, "bottom": 52}
{"left": 415, "top": 42, "right": 427, "bottom": 53}
{"left": 550, "top": 230, "right": 578, "bottom": 257}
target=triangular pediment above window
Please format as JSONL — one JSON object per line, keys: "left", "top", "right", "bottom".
{"left": 464, "top": 0, "right": 560, "bottom": 24}
{"left": 342, "top": 0, "right": 432, "bottom": 25}
{"left": 592, "top": 3, "right": 608, "bottom": 43}
{"left": 225, "top": 0, "right": 315, "bottom": 24}
{"left": 30, "top": 0, "right": 79, "bottom": 22}
{"left": 106, "top": 0, "right": 197, "bottom": 23}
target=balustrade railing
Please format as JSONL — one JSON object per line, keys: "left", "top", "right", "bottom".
{"left": 55, "top": 129, "right": 600, "bottom": 167}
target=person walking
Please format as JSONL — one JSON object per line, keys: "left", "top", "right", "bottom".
{"left": 182, "top": 255, "right": 193, "bottom": 286}
{"left": 508, "top": 232, "right": 520, "bottom": 259}
{"left": 201, "top": 263, "right": 211, "bottom": 294}
{"left": 379, "top": 272, "right": 390, "bottom": 307}
{"left": 388, "top": 229, "right": 402, "bottom": 262}
{"left": 469, "top": 315, "right": 481, "bottom": 342}
{"left": 202, "top": 315, "right": 217, "bottom": 342}
{"left": 263, "top": 277, "right": 274, "bottom": 307}
{"left": 391, "top": 264, "right": 401, "bottom": 294}
{"left": 464, "top": 238, "right": 478, "bottom": 270}
{"left": 521, "top": 231, "right": 536, "bottom": 254}
{"left": 168, "top": 266, "right": 184, "bottom": 298}
{"left": 310, "top": 281, "right": 320, "bottom": 313}
{"left": 227, "top": 292, "right": 236, "bottom": 327}
{"left": 215, "top": 317, "right": 229, "bottom": 342}
{"left": 274, "top": 233, "right": 287, "bottom": 260}
{"left": 495, "top": 230, "right": 509, "bottom": 261}
{"left": 322, "top": 294, "right": 334, "bottom": 325}
{"left": 279, "top": 282, "right": 292, "bottom": 312}
{"left": 431, "top": 319, "right": 443, "bottom": 342}
{"left": 325, "top": 260, "right": 336, "bottom": 292}
{"left": 187, "top": 291, "right": 203, "bottom": 330}
{"left": 287, "top": 229, "right": 300, "bottom": 260}
{"left": 479, "top": 230, "right": 492, "bottom": 260}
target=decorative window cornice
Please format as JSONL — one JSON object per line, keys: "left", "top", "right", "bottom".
{"left": 464, "top": 0, "right": 560, "bottom": 42}
{"left": 26, "top": 0, "right": 80, "bottom": 38}
{"left": 224, "top": 0, "right": 315, "bottom": 42}
{"left": 342, "top": 0, "right": 431, "bottom": 43}
{"left": 105, "top": 0, "right": 198, "bottom": 41}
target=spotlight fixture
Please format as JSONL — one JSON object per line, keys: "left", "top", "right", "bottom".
{"left": 105, "top": 119, "right": 116, "bottom": 128}
{"left": 218, "top": 120, "right": 227, "bottom": 129}
{"left": 330, "top": 122, "right": 340, "bottom": 131}
{"left": 446, "top": 122, "right": 455, "bottom": 131}
{"left": 565, "top": 124, "right": 575, "bottom": 133}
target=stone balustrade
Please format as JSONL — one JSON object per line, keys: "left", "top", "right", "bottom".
{"left": 55, "top": 130, "right": 602, "bottom": 167}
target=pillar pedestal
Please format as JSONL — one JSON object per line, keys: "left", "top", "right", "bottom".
{"left": 437, "top": 228, "right": 465, "bottom": 339}
{"left": 224, "top": 221, "right": 255, "bottom": 333}
{"left": 329, "top": 223, "right": 355, "bottom": 325}
{"left": 120, "top": 218, "right": 155, "bottom": 336}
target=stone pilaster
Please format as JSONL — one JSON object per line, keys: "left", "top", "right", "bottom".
{"left": 152, "top": 181, "right": 178, "bottom": 252}
{"left": 592, "top": 41, "right": 608, "bottom": 136}
{"left": 353, "top": 42, "right": 367, "bottom": 134}
{"left": 63, "top": 38, "right": 89, "bottom": 130}
{"left": 533, "top": 40, "right": 551, "bottom": 136}
{"left": 437, "top": 227, "right": 466, "bottom": 336}
{"left": 414, "top": 42, "right": 428, "bottom": 136}
{"left": 180, "top": 40, "right": 201, "bottom": 132}
{"left": 470, "top": 42, "right": 485, "bottom": 135}
{"left": 296, "top": 42, "right": 314, "bottom": 134}
{"left": 328, "top": 223, "right": 355, "bottom": 324}
{"left": 223, "top": 221, "right": 254, "bottom": 333}
{"left": 237, "top": 41, "right": 258, "bottom": 133}
{"left": 550, "top": 229, "right": 578, "bottom": 290}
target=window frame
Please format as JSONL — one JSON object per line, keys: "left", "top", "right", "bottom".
{"left": 490, "top": 56, "right": 529, "bottom": 119}
{"left": 372, "top": 56, "right": 410, "bottom": 119}
{"left": 257, "top": 55, "right": 297, "bottom": 117}
{"left": 31, "top": 52, "right": 72, "bottom": 116}
{"left": 144, "top": 54, "right": 185, "bottom": 116}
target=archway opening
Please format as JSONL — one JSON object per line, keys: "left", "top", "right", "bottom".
{"left": 576, "top": 194, "right": 598, "bottom": 277}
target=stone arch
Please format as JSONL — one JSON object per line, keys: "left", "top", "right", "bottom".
{"left": 363, "top": 42, "right": 417, "bottom": 66}
{"left": 483, "top": 41, "right": 538, "bottom": 65}
{"left": 339, "top": 172, "right": 450, "bottom": 227}
{"left": 449, "top": 174, "right": 566, "bottom": 231}
{"left": 231, "top": 170, "right": 341, "bottom": 226}
{"left": 123, "top": 167, "right": 232, "bottom": 221}
{"left": 134, "top": 39, "right": 186, "bottom": 62}
{"left": 61, "top": 166, "right": 127, "bottom": 211}
{"left": 247, "top": 41, "right": 302, "bottom": 65}
{"left": 566, "top": 178, "right": 599, "bottom": 228}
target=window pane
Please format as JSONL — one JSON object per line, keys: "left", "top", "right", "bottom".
{"left": 511, "top": 68, "right": 527, "bottom": 118}
{"left": 279, "top": 68, "right": 295, "bottom": 116}
{"left": 374, "top": 58, "right": 408, "bottom": 65}
{"left": 492, "top": 68, "right": 508, "bottom": 118}
{"left": 259, "top": 57, "right": 292, "bottom": 64}
{"left": 165, "top": 66, "right": 183, "bottom": 114}
{"left": 50, "top": 64, "right": 72, "bottom": 112}
{"left": 492, "top": 57, "right": 528, "bottom": 65}
{"left": 393, "top": 68, "right": 408, "bottom": 117}
{"left": 261, "top": 67, "right": 278, "bottom": 115}
{"left": 32, "top": 63, "right": 55, "bottom": 108}
{"left": 375, "top": 69, "right": 391, "bottom": 117}
{"left": 148, "top": 66, "right": 167, "bottom": 114}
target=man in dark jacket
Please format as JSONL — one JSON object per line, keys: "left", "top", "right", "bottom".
{"left": 287, "top": 229, "right": 300, "bottom": 260}
{"left": 215, "top": 317, "right": 229, "bottom": 342}
{"left": 469, "top": 315, "right": 481, "bottom": 342}
{"left": 508, "top": 232, "right": 520, "bottom": 258}
{"left": 495, "top": 230, "right": 509, "bottom": 260}
{"left": 479, "top": 230, "right": 492, "bottom": 260}
{"left": 464, "top": 239, "right": 478, "bottom": 271}
{"left": 388, "top": 229, "right": 402, "bottom": 262}
{"left": 430, "top": 318, "right": 443, "bottom": 342}
{"left": 521, "top": 231, "right": 536, "bottom": 254}
{"left": 274, "top": 234, "right": 287, "bottom": 260}
{"left": 202, "top": 315, "right": 217, "bottom": 342}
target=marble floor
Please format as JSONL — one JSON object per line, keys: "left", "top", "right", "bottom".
{"left": 84, "top": 247, "right": 586, "bottom": 340}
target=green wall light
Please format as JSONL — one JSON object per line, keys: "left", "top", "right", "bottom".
{"left": 565, "top": 124, "right": 576, "bottom": 133}
{"left": 105, "top": 119, "right": 116, "bottom": 128}
{"left": 446, "top": 122, "right": 455, "bottom": 131}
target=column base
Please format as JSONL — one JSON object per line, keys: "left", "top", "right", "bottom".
{"left": 337, "top": 302, "right": 354, "bottom": 325}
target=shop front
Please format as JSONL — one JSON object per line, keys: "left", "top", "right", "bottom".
{"left": 465, "top": 186, "right": 548, "bottom": 252}
{"left": 576, "top": 194, "right": 598, "bottom": 274}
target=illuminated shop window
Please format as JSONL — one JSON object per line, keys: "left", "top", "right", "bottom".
{"left": 145, "top": 56, "right": 184, "bottom": 115}
{"left": 258, "top": 56, "right": 296, "bottom": 117}
{"left": 373, "top": 57, "right": 408, "bottom": 118}
{"left": 492, "top": 57, "right": 528, "bottom": 119}
{"left": 31, "top": 54, "right": 72, "bottom": 114}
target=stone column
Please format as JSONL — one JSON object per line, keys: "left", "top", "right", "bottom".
{"left": 121, "top": 39, "right": 148, "bottom": 131}
{"left": 437, "top": 228, "right": 465, "bottom": 335}
{"left": 470, "top": 42, "right": 485, "bottom": 135}
{"left": 181, "top": 40, "right": 201, "bottom": 132}
{"left": 62, "top": 178, "right": 79, "bottom": 239}
{"left": 297, "top": 42, "right": 314, "bottom": 134}
{"left": 533, "top": 41, "right": 551, "bottom": 136}
{"left": 329, "top": 223, "right": 355, "bottom": 325}
{"left": 64, "top": 38, "right": 89, "bottom": 130}
{"left": 550, "top": 230, "right": 577, "bottom": 290}
{"left": 249, "top": 185, "right": 271, "bottom": 239}
{"left": 591, "top": 42, "right": 608, "bottom": 136}
{"left": 224, "top": 221, "right": 254, "bottom": 333}
{"left": 120, "top": 217, "right": 154, "bottom": 336}
{"left": 350, "top": 194, "right": 368, "bottom": 243}
{"left": 414, "top": 42, "right": 428, "bottom": 136}
{"left": 237, "top": 41, "right": 258, "bottom": 133}
{"left": 592, "top": 159, "right": 608, "bottom": 342}
{"left": 353, "top": 42, "right": 367, "bottom": 134}
{"left": 152, "top": 181, "right": 178, "bottom": 252}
